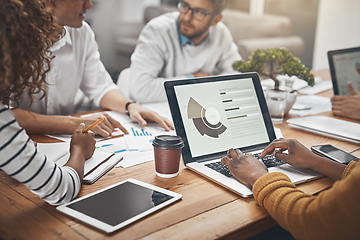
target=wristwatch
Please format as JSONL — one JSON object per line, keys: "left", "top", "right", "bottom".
{"left": 125, "top": 101, "right": 136, "bottom": 116}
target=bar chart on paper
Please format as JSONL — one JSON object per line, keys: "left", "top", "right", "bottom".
{"left": 131, "top": 127, "right": 153, "bottom": 137}
{"left": 124, "top": 122, "right": 176, "bottom": 151}
{"left": 95, "top": 138, "right": 128, "bottom": 154}
{"left": 126, "top": 127, "right": 155, "bottom": 151}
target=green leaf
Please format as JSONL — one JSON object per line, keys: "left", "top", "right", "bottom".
{"left": 232, "top": 48, "right": 314, "bottom": 87}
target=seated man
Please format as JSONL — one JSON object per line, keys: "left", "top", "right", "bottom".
{"left": 13, "top": 0, "right": 173, "bottom": 137}
{"left": 331, "top": 82, "right": 360, "bottom": 120}
{"left": 121, "top": 0, "right": 241, "bottom": 103}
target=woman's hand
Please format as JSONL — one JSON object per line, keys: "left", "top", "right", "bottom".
{"left": 70, "top": 123, "right": 96, "bottom": 160}
{"left": 82, "top": 113, "right": 128, "bottom": 137}
{"left": 66, "top": 123, "right": 96, "bottom": 180}
{"left": 221, "top": 148, "right": 268, "bottom": 187}
{"left": 127, "top": 103, "right": 174, "bottom": 131}
{"left": 331, "top": 82, "right": 360, "bottom": 120}
{"left": 259, "top": 138, "right": 319, "bottom": 169}
{"left": 260, "top": 138, "right": 346, "bottom": 181}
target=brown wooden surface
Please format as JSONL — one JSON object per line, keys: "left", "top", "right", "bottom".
{"left": 1, "top": 70, "right": 359, "bottom": 240}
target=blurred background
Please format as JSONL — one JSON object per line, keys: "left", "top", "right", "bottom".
{"left": 85, "top": 0, "right": 360, "bottom": 82}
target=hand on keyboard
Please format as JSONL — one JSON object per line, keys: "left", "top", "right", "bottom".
{"left": 205, "top": 153, "right": 285, "bottom": 179}
{"left": 221, "top": 148, "right": 268, "bottom": 187}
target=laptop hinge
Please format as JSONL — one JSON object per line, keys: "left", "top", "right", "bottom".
{"left": 195, "top": 155, "right": 224, "bottom": 163}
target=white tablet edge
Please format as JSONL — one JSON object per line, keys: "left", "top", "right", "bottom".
{"left": 56, "top": 178, "right": 182, "bottom": 233}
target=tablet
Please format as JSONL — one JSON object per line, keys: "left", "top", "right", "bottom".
{"left": 328, "top": 46, "right": 360, "bottom": 95}
{"left": 56, "top": 179, "right": 182, "bottom": 233}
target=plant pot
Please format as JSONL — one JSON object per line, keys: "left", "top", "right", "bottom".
{"left": 285, "top": 89, "right": 297, "bottom": 116}
{"left": 265, "top": 87, "right": 297, "bottom": 123}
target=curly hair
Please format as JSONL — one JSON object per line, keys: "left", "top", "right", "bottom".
{"left": 0, "top": 0, "right": 63, "bottom": 108}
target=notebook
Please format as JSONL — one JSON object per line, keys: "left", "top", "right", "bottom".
{"left": 164, "top": 73, "right": 322, "bottom": 197}
{"left": 37, "top": 141, "right": 123, "bottom": 184}
{"left": 328, "top": 46, "right": 360, "bottom": 95}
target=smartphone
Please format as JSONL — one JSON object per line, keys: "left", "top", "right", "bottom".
{"left": 311, "top": 144, "right": 359, "bottom": 164}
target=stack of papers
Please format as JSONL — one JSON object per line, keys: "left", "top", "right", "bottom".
{"left": 45, "top": 102, "right": 176, "bottom": 170}
{"left": 261, "top": 76, "right": 333, "bottom": 94}
{"left": 287, "top": 116, "right": 360, "bottom": 144}
{"left": 288, "top": 95, "right": 331, "bottom": 117}
{"left": 297, "top": 80, "right": 333, "bottom": 95}
{"left": 94, "top": 136, "right": 156, "bottom": 169}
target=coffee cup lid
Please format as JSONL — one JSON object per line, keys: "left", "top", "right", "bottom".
{"left": 152, "top": 135, "right": 184, "bottom": 150}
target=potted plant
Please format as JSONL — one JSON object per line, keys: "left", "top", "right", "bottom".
{"left": 232, "top": 48, "right": 314, "bottom": 90}
{"left": 232, "top": 48, "right": 315, "bottom": 120}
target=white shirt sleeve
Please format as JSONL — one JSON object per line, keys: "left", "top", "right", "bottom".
{"left": 128, "top": 23, "right": 180, "bottom": 103}
{"left": 214, "top": 22, "right": 242, "bottom": 74}
{"left": 79, "top": 23, "right": 118, "bottom": 107}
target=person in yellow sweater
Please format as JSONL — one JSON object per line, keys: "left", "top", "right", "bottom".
{"left": 221, "top": 138, "right": 360, "bottom": 240}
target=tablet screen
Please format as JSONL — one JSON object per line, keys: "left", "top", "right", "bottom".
{"left": 57, "top": 179, "right": 182, "bottom": 233}
{"left": 328, "top": 47, "right": 360, "bottom": 95}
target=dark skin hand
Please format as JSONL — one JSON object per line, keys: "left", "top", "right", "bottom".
{"left": 260, "top": 138, "right": 346, "bottom": 181}
{"left": 259, "top": 138, "right": 318, "bottom": 169}
{"left": 222, "top": 139, "right": 346, "bottom": 187}
{"left": 331, "top": 82, "right": 360, "bottom": 120}
{"left": 65, "top": 123, "right": 96, "bottom": 180}
{"left": 221, "top": 148, "right": 268, "bottom": 187}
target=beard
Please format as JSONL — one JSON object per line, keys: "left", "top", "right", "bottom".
{"left": 178, "top": 17, "right": 213, "bottom": 40}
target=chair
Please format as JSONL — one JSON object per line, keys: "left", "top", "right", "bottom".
{"left": 114, "top": 5, "right": 305, "bottom": 73}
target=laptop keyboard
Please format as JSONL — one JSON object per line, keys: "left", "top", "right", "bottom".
{"left": 205, "top": 161, "right": 234, "bottom": 177}
{"left": 205, "top": 153, "right": 286, "bottom": 178}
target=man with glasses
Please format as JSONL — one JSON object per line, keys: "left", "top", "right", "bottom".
{"left": 121, "top": 0, "right": 241, "bottom": 103}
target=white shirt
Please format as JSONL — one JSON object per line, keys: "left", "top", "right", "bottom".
{"left": 0, "top": 103, "right": 81, "bottom": 205}
{"left": 18, "top": 22, "right": 118, "bottom": 115}
{"left": 128, "top": 12, "right": 241, "bottom": 103}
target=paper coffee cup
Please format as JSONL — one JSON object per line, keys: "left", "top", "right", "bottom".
{"left": 152, "top": 135, "right": 184, "bottom": 178}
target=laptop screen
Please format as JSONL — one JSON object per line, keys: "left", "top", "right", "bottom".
{"left": 328, "top": 47, "right": 360, "bottom": 95}
{"left": 165, "top": 73, "right": 275, "bottom": 164}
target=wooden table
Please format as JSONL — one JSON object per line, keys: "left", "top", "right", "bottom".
{"left": 1, "top": 70, "right": 359, "bottom": 240}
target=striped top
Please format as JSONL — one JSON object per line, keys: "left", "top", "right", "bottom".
{"left": 0, "top": 103, "right": 81, "bottom": 205}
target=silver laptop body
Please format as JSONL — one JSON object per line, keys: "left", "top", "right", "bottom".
{"left": 164, "top": 73, "right": 321, "bottom": 197}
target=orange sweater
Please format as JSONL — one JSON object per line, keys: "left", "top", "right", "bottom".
{"left": 253, "top": 161, "right": 360, "bottom": 240}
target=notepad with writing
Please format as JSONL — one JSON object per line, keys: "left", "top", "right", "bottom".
{"left": 37, "top": 141, "right": 123, "bottom": 184}
{"left": 287, "top": 116, "right": 360, "bottom": 144}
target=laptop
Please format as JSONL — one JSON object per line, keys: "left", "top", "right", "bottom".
{"left": 328, "top": 46, "right": 360, "bottom": 95}
{"left": 164, "top": 73, "right": 322, "bottom": 197}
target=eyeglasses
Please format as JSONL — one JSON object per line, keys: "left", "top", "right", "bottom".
{"left": 177, "top": 1, "right": 216, "bottom": 21}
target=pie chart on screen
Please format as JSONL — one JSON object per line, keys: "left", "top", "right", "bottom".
{"left": 187, "top": 97, "right": 227, "bottom": 138}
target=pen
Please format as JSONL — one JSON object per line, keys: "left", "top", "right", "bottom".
{"left": 83, "top": 117, "right": 105, "bottom": 133}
